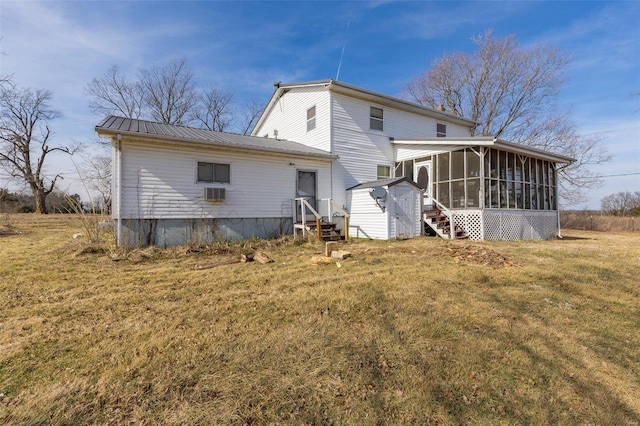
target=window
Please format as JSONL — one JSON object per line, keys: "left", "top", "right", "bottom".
{"left": 370, "top": 106, "right": 383, "bottom": 131}
{"left": 377, "top": 165, "right": 391, "bottom": 180}
{"left": 197, "top": 162, "right": 230, "bottom": 183}
{"left": 306, "top": 106, "right": 316, "bottom": 132}
{"left": 436, "top": 123, "right": 446, "bottom": 137}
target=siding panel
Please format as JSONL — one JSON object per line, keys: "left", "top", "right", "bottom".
{"left": 119, "top": 140, "right": 332, "bottom": 219}
{"left": 253, "top": 87, "right": 331, "bottom": 152}
{"left": 347, "top": 188, "right": 389, "bottom": 239}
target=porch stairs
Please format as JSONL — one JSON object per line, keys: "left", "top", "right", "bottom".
{"left": 423, "top": 204, "right": 469, "bottom": 240}
{"left": 295, "top": 221, "right": 345, "bottom": 241}
{"left": 294, "top": 197, "right": 350, "bottom": 242}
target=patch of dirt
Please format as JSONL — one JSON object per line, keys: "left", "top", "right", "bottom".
{"left": 446, "top": 244, "right": 512, "bottom": 268}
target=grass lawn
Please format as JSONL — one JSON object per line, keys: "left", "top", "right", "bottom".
{"left": 1, "top": 214, "right": 639, "bottom": 425}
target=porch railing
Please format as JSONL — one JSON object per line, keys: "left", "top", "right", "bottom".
{"left": 431, "top": 196, "right": 457, "bottom": 239}
{"left": 294, "top": 197, "right": 322, "bottom": 240}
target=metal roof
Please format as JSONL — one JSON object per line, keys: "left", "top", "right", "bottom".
{"left": 95, "top": 116, "right": 338, "bottom": 160}
{"left": 347, "top": 177, "right": 421, "bottom": 191}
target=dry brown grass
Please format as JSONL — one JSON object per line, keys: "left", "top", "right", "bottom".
{"left": 1, "top": 214, "right": 639, "bottom": 425}
{"left": 562, "top": 211, "right": 640, "bottom": 232}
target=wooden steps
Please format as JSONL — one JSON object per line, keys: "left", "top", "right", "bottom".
{"left": 423, "top": 208, "right": 469, "bottom": 240}
{"left": 295, "top": 221, "right": 345, "bottom": 241}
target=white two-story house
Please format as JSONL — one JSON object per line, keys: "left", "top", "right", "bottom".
{"left": 97, "top": 79, "right": 573, "bottom": 248}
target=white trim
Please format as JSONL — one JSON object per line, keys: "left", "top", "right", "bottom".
{"left": 392, "top": 137, "right": 574, "bottom": 164}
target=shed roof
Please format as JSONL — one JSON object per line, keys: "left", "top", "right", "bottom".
{"left": 96, "top": 116, "right": 338, "bottom": 161}
{"left": 347, "top": 177, "right": 422, "bottom": 191}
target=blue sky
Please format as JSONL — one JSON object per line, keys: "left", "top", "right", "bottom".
{"left": 1, "top": 0, "right": 638, "bottom": 209}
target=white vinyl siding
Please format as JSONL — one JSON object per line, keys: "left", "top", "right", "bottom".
{"left": 118, "top": 140, "right": 332, "bottom": 219}
{"left": 348, "top": 182, "right": 422, "bottom": 240}
{"left": 253, "top": 87, "right": 331, "bottom": 152}
{"left": 384, "top": 109, "right": 470, "bottom": 138}
{"left": 395, "top": 144, "right": 458, "bottom": 162}
{"left": 347, "top": 188, "right": 389, "bottom": 240}
{"left": 329, "top": 94, "right": 394, "bottom": 208}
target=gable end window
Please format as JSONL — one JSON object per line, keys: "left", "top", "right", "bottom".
{"left": 197, "top": 161, "right": 230, "bottom": 183}
{"left": 436, "top": 123, "right": 446, "bottom": 137}
{"left": 370, "top": 106, "right": 384, "bottom": 131}
{"left": 306, "top": 106, "right": 316, "bottom": 132}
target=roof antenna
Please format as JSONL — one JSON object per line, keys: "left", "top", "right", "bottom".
{"left": 335, "top": 8, "right": 352, "bottom": 81}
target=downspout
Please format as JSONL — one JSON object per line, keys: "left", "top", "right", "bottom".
{"left": 556, "top": 165, "right": 562, "bottom": 239}
{"left": 115, "top": 133, "right": 123, "bottom": 246}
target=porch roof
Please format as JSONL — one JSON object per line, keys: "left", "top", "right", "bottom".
{"left": 392, "top": 136, "right": 575, "bottom": 164}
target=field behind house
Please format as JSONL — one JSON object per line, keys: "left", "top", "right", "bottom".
{"left": 1, "top": 215, "right": 639, "bottom": 425}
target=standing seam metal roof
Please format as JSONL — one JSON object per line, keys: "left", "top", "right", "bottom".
{"left": 95, "top": 116, "right": 337, "bottom": 160}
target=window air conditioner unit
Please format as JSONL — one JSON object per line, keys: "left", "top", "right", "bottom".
{"left": 204, "top": 187, "right": 225, "bottom": 201}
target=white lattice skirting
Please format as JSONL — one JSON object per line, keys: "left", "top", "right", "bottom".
{"left": 451, "top": 211, "right": 483, "bottom": 240}
{"left": 451, "top": 210, "right": 558, "bottom": 240}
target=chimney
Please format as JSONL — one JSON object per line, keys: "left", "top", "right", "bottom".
{"left": 436, "top": 104, "right": 446, "bottom": 112}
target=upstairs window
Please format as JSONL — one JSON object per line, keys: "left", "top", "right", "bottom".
{"left": 370, "top": 106, "right": 384, "bottom": 131}
{"left": 437, "top": 123, "right": 446, "bottom": 137}
{"left": 377, "top": 165, "right": 391, "bottom": 180}
{"left": 306, "top": 106, "right": 316, "bottom": 132}
{"left": 197, "top": 162, "right": 230, "bottom": 183}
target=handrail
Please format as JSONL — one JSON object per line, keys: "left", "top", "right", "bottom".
{"left": 320, "top": 198, "right": 350, "bottom": 218}
{"left": 294, "top": 197, "right": 322, "bottom": 240}
{"left": 431, "top": 196, "right": 456, "bottom": 239}
{"left": 321, "top": 198, "right": 350, "bottom": 240}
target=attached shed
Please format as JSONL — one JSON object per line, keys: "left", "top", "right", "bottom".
{"left": 347, "top": 177, "right": 423, "bottom": 240}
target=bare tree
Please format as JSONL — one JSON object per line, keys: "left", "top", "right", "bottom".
{"left": 0, "top": 80, "right": 77, "bottom": 213}
{"left": 138, "top": 58, "right": 198, "bottom": 125}
{"left": 192, "top": 85, "right": 234, "bottom": 132}
{"left": 237, "top": 98, "right": 264, "bottom": 135}
{"left": 75, "top": 147, "right": 112, "bottom": 214}
{"left": 402, "top": 30, "right": 610, "bottom": 204}
{"left": 601, "top": 191, "right": 640, "bottom": 216}
{"left": 85, "top": 65, "right": 144, "bottom": 119}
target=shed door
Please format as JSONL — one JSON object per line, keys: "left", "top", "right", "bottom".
{"left": 395, "top": 185, "right": 416, "bottom": 239}
{"left": 414, "top": 160, "right": 432, "bottom": 206}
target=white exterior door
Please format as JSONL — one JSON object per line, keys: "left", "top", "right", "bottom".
{"left": 297, "top": 170, "right": 317, "bottom": 221}
{"left": 395, "top": 185, "right": 416, "bottom": 239}
{"left": 414, "top": 160, "right": 432, "bottom": 206}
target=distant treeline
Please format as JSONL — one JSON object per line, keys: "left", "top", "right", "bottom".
{"left": 561, "top": 211, "right": 639, "bottom": 232}
{"left": 0, "top": 189, "right": 82, "bottom": 214}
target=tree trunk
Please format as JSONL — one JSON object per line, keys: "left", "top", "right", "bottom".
{"left": 33, "top": 189, "right": 48, "bottom": 214}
